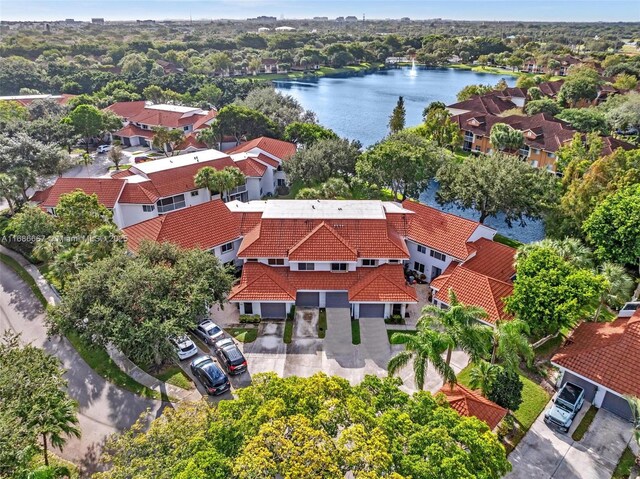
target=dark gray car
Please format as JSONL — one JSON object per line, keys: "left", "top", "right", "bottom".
{"left": 213, "top": 338, "right": 247, "bottom": 375}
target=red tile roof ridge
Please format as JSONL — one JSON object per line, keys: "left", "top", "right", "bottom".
{"left": 438, "top": 383, "right": 507, "bottom": 429}
{"left": 288, "top": 221, "right": 358, "bottom": 259}
{"left": 349, "top": 264, "right": 418, "bottom": 302}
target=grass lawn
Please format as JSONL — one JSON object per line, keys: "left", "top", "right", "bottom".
{"left": 571, "top": 405, "right": 598, "bottom": 441}
{"left": 0, "top": 253, "right": 48, "bottom": 307}
{"left": 612, "top": 446, "right": 636, "bottom": 479}
{"left": 457, "top": 363, "right": 550, "bottom": 431}
{"left": 494, "top": 234, "right": 523, "bottom": 249}
{"left": 226, "top": 327, "right": 258, "bottom": 343}
{"left": 108, "top": 164, "right": 133, "bottom": 171}
{"left": 387, "top": 329, "right": 417, "bottom": 343}
{"left": 351, "top": 319, "right": 361, "bottom": 345}
{"left": 66, "top": 331, "right": 168, "bottom": 401}
{"left": 283, "top": 318, "right": 294, "bottom": 344}
{"left": 28, "top": 452, "right": 80, "bottom": 479}
{"left": 153, "top": 365, "right": 194, "bottom": 390}
{"left": 318, "top": 308, "right": 327, "bottom": 339}
{"left": 534, "top": 333, "right": 566, "bottom": 361}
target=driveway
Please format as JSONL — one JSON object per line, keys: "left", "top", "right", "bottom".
{"left": 507, "top": 407, "right": 635, "bottom": 479}
{"left": 0, "top": 261, "right": 166, "bottom": 476}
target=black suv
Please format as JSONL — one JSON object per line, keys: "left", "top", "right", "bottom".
{"left": 190, "top": 355, "right": 230, "bottom": 395}
{"left": 213, "top": 338, "right": 247, "bottom": 375}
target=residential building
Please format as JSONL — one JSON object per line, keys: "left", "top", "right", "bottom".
{"left": 452, "top": 111, "right": 634, "bottom": 172}
{"left": 228, "top": 199, "right": 418, "bottom": 319}
{"left": 446, "top": 92, "right": 519, "bottom": 116}
{"left": 551, "top": 303, "right": 640, "bottom": 421}
{"left": 522, "top": 55, "right": 582, "bottom": 76}
{"left": 0, "top": 93, "right": 75, "bottom": 106}
{"left": 105, "top": 102, "right": 217, "bottom": 149}
{"left": 122, "top": 199, "right": 243, "bottom": 267}
{"left": 438, "top": 383, "right": 507, "bottom": 430}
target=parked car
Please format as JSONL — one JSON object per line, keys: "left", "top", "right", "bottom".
{"left": 544, "top": 382, "right": 585, "bottom": 432}
{"left": 170, "top": 335, "right": 198, "bottom": 360}
{"left": 96, "top": 144, "right": 113, "bottom": 154}
{"left": 193, "top": 320, "right": 224, "bottom": 345}
{"left": 189, "top": 355, "right": 230, "bottom": 395}
{"left": 213, "top": 338, "right": 247, "bottom": 375}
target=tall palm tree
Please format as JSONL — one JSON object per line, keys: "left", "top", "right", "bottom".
{"left": 516, "top": 238, "right": 593, "bottom": 269}
{"left": 388, "top": 327, "right": 456, "bottom": 390}
{"left": 419, "top": 290, "right": 491, "bottom": 367}
{"left": 469, "top": 360, "right": 500, "bottom": 396}
{"left": 194, "top": 166, "right": 219, "bottom": 197}
{"left": 33, "top": 396, "right": 81, "bottom": 466}
{"left": 593, "top": 262, "right": 634, "bottom": 321}
{"left": 490, "top": 319, "right": 534, "bottom": 369}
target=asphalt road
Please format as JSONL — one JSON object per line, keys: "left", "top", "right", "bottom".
{"left": 0, "top": 263, "right": 167, "bottom": 476}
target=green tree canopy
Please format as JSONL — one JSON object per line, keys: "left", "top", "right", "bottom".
{"left": 415, "top": 107, "right": 462, "bottom": 150}
{"left": 211, "top": 104, "right": 276, "bottom": 145}
{"left": 388, "top": 96, "right": 406, "bottom": 133}
{"left": 285, "top": 137, "right": 361, "bottom": 185}
{"left": 436, "top": 152, "right": 559, "bottom": 225}
{"left": 524, "top": 98, "right": 561, "bottom": 116}
{"left": 236, "top": 87, "right": 315, "bottom": 133}
{"left": 283, "top": 121, "right": 337, "bottom": 146}
{"left": 557, "top": 108, "right": 608, "bottom": 134}
{"left": 489, "top": 123, "right": 524, "bottom": 152}
{"left": 94, "top": 373, "right": 511, "bottom": 479}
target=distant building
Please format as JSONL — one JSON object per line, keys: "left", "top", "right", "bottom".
{"left": 91, "top": 18, "right": 105, "bottom": 24}
{"left": 275, "top": 26, "right": 296, "bottom": 31}
{"left": 257, "top": 27, "right": 271, "bottom": 32}
{"left": 401, "top": 17, "right": 411, "bottom": 22}
{"left": 249, "top": 16, "right": 276, "bottom": 22}
{"left": 336, "top": 16, "right": 345, "bottom": 22}
{"left": 313, "top": 16, "right": 329, "bottom": 21}
{"left": 345, "top": 16, "right": 358, "bottom": 22}
{"left": 64, "top": 18, "right": 75, "bottom": 23}
{"left": 136, "top": 19, "right": 156, "bottom": 24}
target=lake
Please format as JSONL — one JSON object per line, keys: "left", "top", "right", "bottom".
{"left": 275, "top": 66, "right": 544, "bottom": 244}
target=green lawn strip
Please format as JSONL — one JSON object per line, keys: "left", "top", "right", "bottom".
{"left": 28, "top": 451, "right": 80, "bottom": 478}
{"left": 108, "top": 164, "right": 132, "bottom": 171}
{"left": 283, "top": 318, "right": 294, "bottom": 344}
{"left": 188, "top": 332, "right": 210, "bottom": 352}
{"left": 66, "top": 331, "right": 168, "bottom": 401}
{"left": 318, "top": 308, "right": 327, "bottom": 339}
{"left": 612, "top": 446, "right": 636, "bottom": 479}
{"left": 226, "top": 327, "right": 258, "bottom": 343}
{"left": 493, "top": 234, "right": 523, "bottom": 249}
{"left": 571, "top": 405, "right": 598, "bottom": 441}
{"left": 387, "top": 329, "right": 417, "bottom": 343}
{"left": 351, "top": 319, "right": 361, "bottom": 345}
{"left": 0, "top": 253, "right": 48, "bottom": 307}
{"left": 457, "top": 363, "right": 550, "bottom": 431}
{"left": 153, "top": 365, "right": 194, "bottom": 390}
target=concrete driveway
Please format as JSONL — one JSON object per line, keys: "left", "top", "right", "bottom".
{"left": 507, "top": 407, "right": 635, "bottom": 479}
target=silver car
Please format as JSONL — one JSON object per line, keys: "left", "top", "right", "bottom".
{"left": 193, "top": 320, "right": 224, "bottom": 345}
{"left": 170, "top": 335, "right": 198, "bottom": 360}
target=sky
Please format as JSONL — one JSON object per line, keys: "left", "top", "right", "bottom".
{"left": 3, "top": 0, "right": 639, "bottom": 22}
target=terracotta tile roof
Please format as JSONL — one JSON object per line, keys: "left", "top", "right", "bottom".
{"left": 29, "top": 186, "right": 52, "bottom": 204}
{"left": 552, "top": 310, "right": 640, "bottom": 397}
{"left": 34, "top": 177, "right": 125, "bottom": 209}
{"left": 501, "top": 87, "right": 527, "bottom": 98}
{"left": 238, "top": 218, "right": 409, "bottom": 260}
{"left": 114, "top": 123, "right": 154, "bottom": 139}
{"left": 225, "top": 137, "right": 296, "bottom": 160}
{"left": 234, "top": 157, "right": 268, "bottom": 178}
{"left": 256, "top": 152, "right": 280, "bottom": 168}
{"left": 122, "top": 200, "right": 241, "bottom": 253}
{"left": 128, "top": 109, "right": 210, "bottom": 128}
{"left": 432, "top": 264, "right": 514, "bottom": 326}
{"left": 229, "top": 262, "right": 417, "bottom": 303}
{"left": 536, "top": 80, "right": 565, "bottom": 98}
{"left": 111, "top": 169, "right": 135, "bottom": 179}
{"left": 462, "top": 238, "right": 516, "bottom": 283}
{"left": 601, "top": 136, "right": 635, "bottom": 156}
{"left": 288, "top": 222, "right": 358, "bottom": 262}
{"left": 438, "top": 383, "right": 507, "bottom": 430}
{"left": 118, "top": 181, "right": 160, "bottom": 204}
{"left": 144, "top": 156, "right": 236, "bottom": 198}
{"left": 402, "top": 200, "right": 484, "bottom": 260}
{"left": 104, "top": 101, "right": 148, "bottom": 119}
{"left": 447, "top": 93, "right": 517, "bottom": 115}
{"left": 191, "top": 111, "right": 218, "bottom": 131}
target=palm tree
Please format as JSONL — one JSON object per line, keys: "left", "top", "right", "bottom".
{"left": 516, "top": 238, "right": 593, "bottom": 269}
{"left": 490, "top": 319, "right": 534, "bottom": 369}
{"left": 419, "top": 290, "right": 491, "bottom": 367}
{"left": 490, "top": 123, "right": 524, "bottom": 152}
{"left": 194, "top": 166, "right": 219, "bottom": 196}
{"left": 196, "top": 127, "right": 218, "bottom": 148}
{"left": 0, "top": 173, "right": 21, "bottom": 213}
{"left": 388, "top": 327, "right": 456, "bottom": 389}
{"left": 625, "top": 396, "right": 640, "bottom": 466}
{"left": 593, "top": 262, "right": 634, "bottom": 321}
{"left": 469, "top": 360, "right": 500, "bottom": 396}
{"left": 34, "top": 396, "right": 81, "bottom": 466}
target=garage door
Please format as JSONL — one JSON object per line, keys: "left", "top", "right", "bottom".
{"left": 296, "top": 292, "right": 319, "bottom": 307}
{"left": 326, "top": 292, "right": 349, "bottom": 308}
{"left": 602, "top": 392, "right": 633, "bottom": 420}
{"left": 260, "top": 303, "right": 286, "bottom": 319}
{"left": 359, "top": 304, "right": 385, "bottom": 318}
{"left": 561, "top": 371, "right": 597, "bottom": 402}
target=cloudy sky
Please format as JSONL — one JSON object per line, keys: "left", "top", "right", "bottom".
{"left": 3, "top": 0, "right": 639, "bottom": 22}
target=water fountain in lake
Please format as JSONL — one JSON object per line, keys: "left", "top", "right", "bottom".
{"left": 409, "top": 58, "right": 417, "bottom": 76}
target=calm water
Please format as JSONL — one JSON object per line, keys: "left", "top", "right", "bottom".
{"left": 275, "top": 66, "right": 544, "bottom": 243}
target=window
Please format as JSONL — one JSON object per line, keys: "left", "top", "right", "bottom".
{"left": 142, "top": 205, "right": 154, "bottom": 212}
{"left": 244, "top": 303, "right": 253, "bottom": 314}
{"left": 247, "top": 258, "right": 258, "bottom": 262}
{"left": 268, "top": 258, "right": 285, "bottom": 266}
{"left": 430, "top": 250, "right": 446, "bottom": 261}
{"left": 157, "top": 194, "right": 186, "bottom": 213}
{"left": 361, "top": 259, "right": 378, "bottom": 267}
{"left": 221, "top": 242, "right": 234, "bottom": 253}
{"left": 532, "top": 148, "right": 540, "bottom": 155}
{"left": 388, "top": 259, "right": 400, "bottom": 264}
{"left": 431, "top": 266, "right": 442, "bottom": 279}
{"left": 546, "top": 152, "right": 556, "bottom": 158}
{"left": 417, "top": 245, "right": 427, "bottom": 254}
{"left": 298, "top": 263, "right": 315, "bottom": 271}
{"left": 183, "top": 126, "right": 190, "bottom": 131}
{"left": 331, "top": 263, "right": 347, "bottom": 272}
{"left": 277, "top": 178, "right": 286, "bottom": 186}
{"left": 190, "top": 190, "right": 199, "bottom": 197}
{"left": 414, "top": 262, "right": 425, "bottom": 274}
{"left": 474, "top": 145, "right": 481, "bottom": 152}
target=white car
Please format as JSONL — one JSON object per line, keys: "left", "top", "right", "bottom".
{"left": 193, "top": 320, "right": 224, "bottom": 345}
{"left": 96, "top": 144, "right": 113, "bottom": 154}
{"left": 170, "top": 335, "right": 198, "bottom": 360}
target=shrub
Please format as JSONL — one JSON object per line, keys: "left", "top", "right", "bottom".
{"left": 384, "top": 314, "right": 405, "bottom": 325}
{"left": 239, "top": 314, "right": 261, "bottom": 324}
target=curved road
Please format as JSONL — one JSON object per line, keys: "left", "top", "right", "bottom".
{"left": 0, "top": 263, "right": 166, "bottom": 476}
